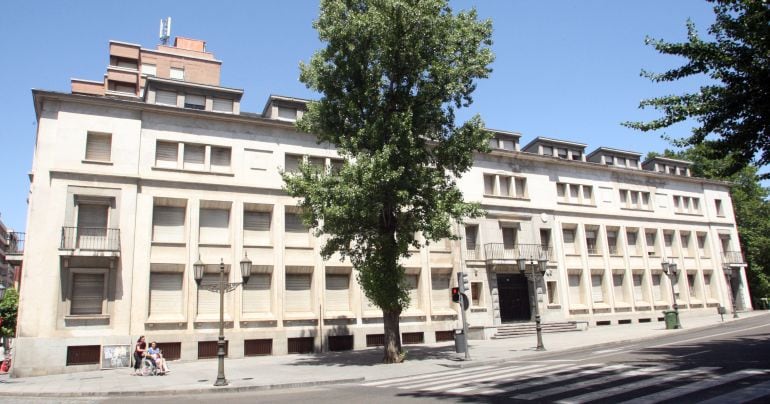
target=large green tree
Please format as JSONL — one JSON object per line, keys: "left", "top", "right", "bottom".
{"left": 284, "top": 0, "right": 494, "bottom": 362}
{"left": 624, "top": 0, "right": 770, "bottom": 177}
{"left": 660, "top": 144, "right": 770, "bottom": 303}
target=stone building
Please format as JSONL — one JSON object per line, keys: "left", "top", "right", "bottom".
{"left": 13, "top": 35, "right": 751, "bottom": 376}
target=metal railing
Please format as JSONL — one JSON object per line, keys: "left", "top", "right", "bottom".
{"left": 722, "top": 250, "right": 746, "bottom": 265}
{"left": 60, "top": 227, "right": 120, "bottom": 251}
{"left": 465, "top": 245, "right": 483, "bottom": 260}
{"left": 484, "top": 243, "right": 553, "bottom": 261}
{"left": 8, "top": 232, "right": 24, "bottom": 254}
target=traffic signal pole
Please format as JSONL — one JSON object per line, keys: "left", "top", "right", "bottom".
{"left": 457, "top": 271, "right": 471, "bottom": 360}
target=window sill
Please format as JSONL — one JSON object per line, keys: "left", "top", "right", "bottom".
{"left": 198, "top": 243, "right": 232, "bottom": 248}
{"left": 152, "top": 166, "right": 234, "bottom": 177}
{"left": 556, "top": 201, "right": 596, "bottom": 207}
{"left": 546, "top": 304, "right": 561, "bottom": 309}
{"left": 151, "top": 241, "right": 186, "bottom": 247}
{"left": 620, "top": 207, "right": 654, "bottom": 212}
{"left": 82, "top": 159, "right": 113, "bottom": 166}
{"left": 284, "top": 244, "right": 313, "bottom": 250}
{"left": 431, "top": 308, "right": 457, "bottom": 316}
{"left": 146, "top": 315, "right": 185, "bottom": 324}
{"left": 634, "top": 301, "right": 651, "bottom": 307}
{"left": 241, "top": 313, "right": 276, "bottom": 321}
{"left": 674, "top": 212, "right": 703, "bottom": 217}
{"left": 592, "top": 302, "right": 611, "bottom": 309}
{"left": 243, "top": 243, "right": 274, "bottom": 248}
{"left": 284, "top": 311, "right": 316, "bottom": 320}
{"left": 402, "top": 309, "right": 426, "bottom": 317}
{"left": 614, "top": 302, "right": 632, "bottom": 308}
{"left": 195, "top": 315, "right": 234, "bottom": 323}
{"left": 65, "top": 314, "right": 110, "bottom": 321}
{"left": 483, "top": 194, "right": 530, "bottom": 201}
{"left": 324, "top": 311, "right": 355, "bottom": 319}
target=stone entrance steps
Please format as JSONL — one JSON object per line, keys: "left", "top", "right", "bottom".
{"left": 492, "top": 321, "right": 579, "bottom": 339}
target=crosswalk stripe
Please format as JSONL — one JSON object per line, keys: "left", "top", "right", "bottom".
{"left": 554, "top": 367, "right": 719, "bottom": 404}
{"left": 513, "top": 365, "right": 669, "bottom": 400}
{"left": 420, "top": 364, "right": 555, "bottom": 392}
{"left": 476, "top": 363, "right": 603, "bottom": 395}
{"left": 619, "top": 369, "right": 767, "bottom": 404}
{"left": 447, "top": 364, "right": 572, "bottom": 394}
{"left": 403, "top": 364, "right": 545, "bottom": 390}
{"left": 697, "top": 378, "right": 770, "bottom": 404}
{"left": 361, "top": 365, "right": 495, "bottom": 387}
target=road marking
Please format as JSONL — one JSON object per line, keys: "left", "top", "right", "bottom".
{"left": 679, "top": 349, "right": 711, "bottom": 358}
{"left": 476, "top": 363, "right": 602, "bottom": 395}
{"left": 649, "top": 323, "right": 770, "bottom": 349}
{"left": 592, "top": 348, "right": 622, "bottom": 354}
{"left": 554, "top": 367, "right": 719, "bottom": 404}
{"left": 420, "top": 364, "right": 552, "bottom": 392}
{"left": 697, "top": 378, "right": 770, "bottom": 404}
{"left": 513, "top": 366, "right": 669, "bottom": 400}
{"left": 619, "top": 369, "right": 767, "bottom": 404}
{"left": 361, "top": 365, "right": 495, "bottom": 386}
{"left": 445, "top": 364, "right": 572, "bottom": 394}
{"left": 401, "top": 364, "right": 544, "bottom": 390}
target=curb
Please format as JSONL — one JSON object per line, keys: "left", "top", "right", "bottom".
{"left": 0, "top": 377, "right": 365, "bottom": 398}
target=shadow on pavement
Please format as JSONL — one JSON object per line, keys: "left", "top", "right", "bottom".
{"left": 288, "top": 343, "right": 459, "bottom": 367}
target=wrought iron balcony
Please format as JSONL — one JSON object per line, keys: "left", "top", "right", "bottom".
{"left": 60, "top": 227, "right": 120, "bottom": 252}
{"left": 8, "top": 232, "right": 24, "bottom": 254}
{"left": 721, "top": 250, "right": 746, "bottom": 265}
{"left": 484, "top": 243, "right": 553, "bottom": 262}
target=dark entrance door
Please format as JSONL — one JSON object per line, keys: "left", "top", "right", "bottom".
{"left": 497, "top": 273, "right": 531, "bottom": 322}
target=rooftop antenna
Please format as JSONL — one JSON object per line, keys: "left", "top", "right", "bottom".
{"left": 159, "top": 17, "right": 172, "bottom": 45}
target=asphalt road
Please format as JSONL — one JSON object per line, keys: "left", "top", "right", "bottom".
{"left": 8, "top": 315, "right": 770, "bottom": 403}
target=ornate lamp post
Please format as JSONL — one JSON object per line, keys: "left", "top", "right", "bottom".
{"left": 194, "top": 253, "right": 252, "bottom": 387}
{"left": 661, "top": 261, "right": 682, "bottom": 329}
{"left": 722, "top": 266, "right": 739, "bottom": 318}
{"left": 517, "top": 255, "right": 548, "bottom": 351}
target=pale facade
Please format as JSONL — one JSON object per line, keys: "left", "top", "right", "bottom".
{"left": 13, "top": 36, "right": 751, "bottom": 377}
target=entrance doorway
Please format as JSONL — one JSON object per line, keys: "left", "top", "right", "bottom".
{"left": 497, "top": 273, "right": 531, "bottom": 322}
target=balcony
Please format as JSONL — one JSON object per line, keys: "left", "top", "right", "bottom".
{"left": 5, "top": 232, "right": 24, "bottom": 264}
{"left": 722, "top": 250, "right": 746, "bottom": 266}
{"left": 484, "top": 243, "right": 553, "bottom": 264}
{"left": 60, "top": 227, "right": 120, "bottom": 256}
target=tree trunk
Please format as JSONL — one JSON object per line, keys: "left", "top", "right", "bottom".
{"left": 382, "top": 308, "right": 403, "bottom": 363}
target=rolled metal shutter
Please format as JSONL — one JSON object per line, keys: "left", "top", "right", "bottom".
{"left": 285, "top": 273, "right": 312, "bottom": 312}
{"left": 199, "top": 208, "right": 229, "bottom": 244}
{"left": 149, "top": 272, "right": 183, "bottom": 316}
{"left": 243, "top": 211, "right": 271, "bottom": 245}
{"left": 155, "top": 142, "right": 178, "bottom": 168}
{"left": 325, "top": 274, "right": 350, "bottom": 311}
{"left": 243, "top": 274, "right": 271, "bottom": 313}
{"left": 406, "top": 274, "right": 419, "bottom": 310}
{"left": 152, "top": 206, "right": 185, "bottom": 243}
{"left": 156, "top": 90, "right": 177, "bottom": 106}
{"left": 430, "top": 272, "right": 450, "bottom": 309}
{"left": 85, "top": 133, "right": 111, "bottom": 161}
{"left": 71, "top": 273, "right": 104, "bottom": 315}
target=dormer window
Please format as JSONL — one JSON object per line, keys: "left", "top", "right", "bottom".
{"left": 542, "top": 146, "right": 553, "bottom": 156}
{"left": 184, "top": 94, "right": 205, "bottom": 110}
{"left": 277, "top": 107, "right": 298, "bottom": 121}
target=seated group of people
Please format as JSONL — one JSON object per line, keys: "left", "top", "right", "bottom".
{"left": 133, "top": 336, "right": 170, "bottom": 375}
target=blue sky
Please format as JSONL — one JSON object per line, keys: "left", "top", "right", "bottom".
{"left": 0, "top": 0, "right": 716, "bottom": 231}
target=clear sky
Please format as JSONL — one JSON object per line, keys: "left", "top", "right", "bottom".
{"left": 0, "top": 0, "right": 717, "bottom": 232}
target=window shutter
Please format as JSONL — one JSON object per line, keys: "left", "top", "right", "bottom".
{"left": 285, "top": 213, "right": 308, "bottom": 245}
{"left": 152, "top": 206, "right": 185, "bottom": 243}
{"left": 285, "top": 154, "right": 302, "bottom": 173}
{"left": 243, "top": 211, "right": 271, "bottom": 245}
{"left": 71, "top": 273, "right": 104, "bottom": 315}
{"left": 184, "top": 94, "right": 205, "bottom": 109}
{"left": 568, "top": 274, "right": 582, "bottom": 304}
{"left": 591, "top": 274, "right": 604, "bottom": 303}
{"left": 85, "top": 133, "right": 111, "bottom": 161}
{"left": 502, "top": 228, "right": 516, "bottom": 249}
{"left": 285, "top": 273, "right": 312, "bottom": 312}
{"left": 500, "top": 138, "right": 515, "bottom": 151}
{"left": 199, "top": 208, "right": 230, "bottom": 244}
{"left": 430, "top": 272, "right": 451, "bottom": 309}
{"left": 652, "top": 274, "right": 662, "bottom": 301}
{"left": 613, "top": 274, "right": 625, "bottom": 303}
{"left": 197, "top": 274, "right": 226, "bottom": 316}
{"left": 406, "top": 274, "right": 420, "bottom": 310}
{"left": 211, "top": 147, "right": 231, "bottom": 168}
{"left": 277, "top": 107, "right": 297, "bottom": 120}
{"left": 183, "top": 144, "right": 205, "bottom": 170}
{"left": 155, "top": 142, "right": 178, "bottom": 168}
{"left": 243, "top": 274, "right": 271, "bottom": 313}
{"left": 149, "top": 273, "right": 183, "bottom": 317}
{"left": 78, "top": 204, "right": 108, "bottom": 229}
{"left": 170, "top": 68, "right": 184, "bottom": 80}
{"left": 633, "top": 274, "right": 644, "bottom": 301}
{"left": 325, "top": 274, "right": 350, "bottom": 311}
{"left": 213, "top": 98, "right": 233, "bottom": 113}
{"left": 156, "top": 90, "right": 177, "bottom": 106}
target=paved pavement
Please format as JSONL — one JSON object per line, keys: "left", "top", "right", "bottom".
{"left": 0, "top": 310, "right": 767, "bottom": 398}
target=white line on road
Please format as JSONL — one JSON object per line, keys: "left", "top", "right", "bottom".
{"left": 476, "top": 363, "right": 603, "bottom": 395}
{"left": 648, "top": 323, "right": 770, "bottom": 349}
{"left": 513, "top": 366, "right": 669, "bottom": 400}
{"left": 619, "top": 369, "right": 767, "bottom": 404}
{"left": 697, "top": 378, "right": 770, "bottom": 404}
{"left": 361, "top": 365, "right": 495, "bottom": 387}
{"left": 445, "top": 364, "right": 572, "bottom": 394}
{"left": 679, "top": 349, "right": 711, "bottom": 358}
{"left": 402, "top": 364, "right": 544, "bottom": 390}
{"left": 420, "top": 364, "right": 553, "bottom": 392}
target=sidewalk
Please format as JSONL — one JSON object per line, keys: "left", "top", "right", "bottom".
{"left": 0, "top": 310, "right": 767, "bottom": 398}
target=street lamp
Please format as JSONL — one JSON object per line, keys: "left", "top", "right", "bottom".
{"left": 661, "top": 261, "right": 682, "bottom": 329}
{"left": 722, "top": 266, "right": 739, "bottom": 318}
{"left": 193, "top": 253, "right": 252, "bottom": 387}
{"left": 517, "top": 255, "right": 547, "bottom": 351}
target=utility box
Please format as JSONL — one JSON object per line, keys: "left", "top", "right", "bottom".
{"left": 663, "top": 310, "right": 679, "bottom": 330}
{"left": 454, "top": 329, "right": 466, "bottom": 353}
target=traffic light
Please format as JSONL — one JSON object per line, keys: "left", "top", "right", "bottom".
{"left": 451, "top": 287, "right": 460, "bottom": 303}
{"left": 457, "top": 271, "right": 470, "bottom": 294}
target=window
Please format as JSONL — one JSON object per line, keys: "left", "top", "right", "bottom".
{"left": 651, "top": 273, "right": 663, "bottom": 301}
{"left": 471, "top": 281, "right": 483, "bottom": 306}
{"left": 141, "top": 64, "right": 157, "bottom": 76}
{"left": 632, "top": 272, "right": 645, "bottom": 303}
{"left": 720, "top": 235, "right": 731, "bottom": 253}
{"left": 542, "top": 146, "right": 553, "bottom": 156}
{"left": 285, "top": 211, "right": 309, "bottom": 246}
{"left": 591, "top": 272, "right": 605, "bottom": 303}
{"left": 155, "top": 141, "right": 179, "bottom": 168}
{"left": 613, "top": 272, "right": 626, "bottom": 304}
{"left": 585, "top": 228, "right": 599, "bottom": 255}
{"left": 156, "top": 90, "right": 178, "bottom": 106}
{"left": 430, "top": 270, "right": 452, "bottom": 309}
{"left": 199, "top": 206, "right": 230, "bottom": 245}
{"left": 626, "top": 229, "right": 639, "bottom": 255}
{"left": 687, "top": 273, "right": 697, "bottom": 298}
{"left": 152, "top": 201, "right": 186, "bottom": 243}
{"left": 114, "top": 58, "right": 138, "bottom": 69}
{"left": 546, "top": 281, "right": 558, "bottom": 305}
{"left": 715, "top": 199, "right": 725, "bottom": 217}
{"left": 563, "top": 227, "right": 577, "bottom": 254}
{"left": 557, "top": 148, "right": 568, "bottom": 159}
{"left": 148, "top": 266, "right": 184, "bottom": 319}
{"left": 277, "top": 107, "right": 298, "bottom": 120}
{"left": 183, "top": 144, "right": 205, "bottom": 170}
{"left": 571, "top": 151, "right": 582, "bottom": 161}
{"left": 556, "top": 183, "right": 594, "bottom": 205}
{"left": 568, "top": 272, "right": 584, "bottom": 305}
{"left": 285, "top": 154, "right": 304, "bottom": 173}
{"left": 680, "top": 232, "right": 692, "bottom": 257}
{"left": 619, "top": 189, "right": 652, "bottom": 210}
{"left": 645, "top": 230, "right": 658, "bottom": 257}
{"left": 502, "top": 227, "right": 517, "bottom": 250}
{"left": 483, "top": 174, "right": 527, "bottom": 198}
{"left": 490, "top": 135, "right": 516, "bottom": 151}
{"left": 76, "top": 203, "right": 109, "bottom": 249}
{"left": 285, "top": 269, "right": 313, "bottom": 312}
{"left": 245, "top": 148, "right": 272, "bottom": 171}
{"left": 405, "top": 271, "right": 420, "bottom": 311}
{"left": 198, "top": 271, "right": 232, "bottom": 317}
{"left": 85, "top": 132, "right": 111, "bottom": 162}
{"left": 540, "top": 229, "right": 551, "bottom": 250}
{"left": 243, "top": 272, "right": 272, "bottom": 314}
{"left": 606, "top": 229, "right": 619, "bottom": 255}
{"left": 664, "top": 232, "right": 675, "bottom": 257}
{"left": 210, "top": 147, "right": 232, "bottom": 170}
{"left": 465, "top": 225, "right": 479, "bottom": 259}
{"left": 243, "top": 206, "right": 271, "bottom": 246}
{"left": 628, "top": 159, "right": 638, "bottom": 168}
{"left": 111, "top": 82, "right": 135, "bottom": 94}
{"left": 673, "top": 195, "right": 702, "bottom": 214}
{"left": 325, "top": 272, "right": 351, "bottom": 311}
{"left": 697, "top": 233, "right": 709, "bottom": 257}
{"left": 70, "top": 272, "right": 106, "bottom": 315}
{"left": 213, "top": 97, "right": 234, "bottom": 113}
{"left": 170, "top": 67, "right": 185, "bottom": 80}
{"left": 184, "top": 94, "right": 205, "bottom": 110}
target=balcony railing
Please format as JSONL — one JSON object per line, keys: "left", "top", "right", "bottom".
{"left": 466, "top": 245, "right": 482, "bottom": 260}
{"left": 8, "top": 232, "right": 24, "bottom": 254}
{"left": 61, "top": 227, "right": 120, "bottom": 251}
{"left": 722, "top": 250, "right": 746, "bottom": 265}
{"left": 484, "top": 243, "right": 553, "bottom": 262}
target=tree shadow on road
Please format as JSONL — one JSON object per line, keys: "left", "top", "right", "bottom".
{"left": 287, "top": 343, "right": 460, "bottom": 367}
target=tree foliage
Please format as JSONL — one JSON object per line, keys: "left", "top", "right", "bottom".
{"left": 664, "top": 144, "right": 770, "bottom": 302}
{"left": 624, "top": 0, "right": 770, "bottom": 177}
{"left": 284, "top": 0, "right": 494, "bottom": 362}
{"left": 0, "top": 288, "right": 19, "bottom": 338}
